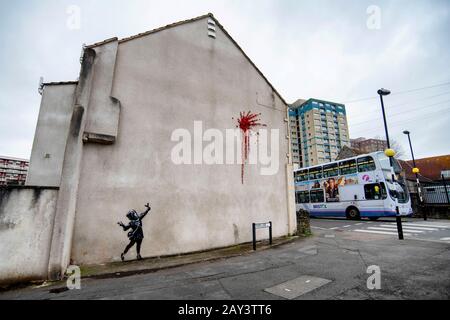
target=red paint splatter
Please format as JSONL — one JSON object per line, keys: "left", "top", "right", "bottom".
{"left": 233, "top": 111, "right": 266, "bottom": 184}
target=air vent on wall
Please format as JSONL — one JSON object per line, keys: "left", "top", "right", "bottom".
{"left": 207, "top": 18, "right": 216, "bottom": 39}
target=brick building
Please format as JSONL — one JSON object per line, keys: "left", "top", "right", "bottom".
{"left": 350, "top": 137, "right": 387, "bottom": 154}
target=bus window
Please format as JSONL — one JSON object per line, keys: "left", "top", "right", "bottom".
{"left": 364, "top": 183, "right": 382, "bottom": 200}
{"left": 296, "top": 191, "right": 310, "bottom": 203}
{"left": 380, "top": 182, "right": 387, "bottom": 199}
{"left": 298, "top": 169, "right": 309, "bottom": 182}
{"left": 295, "top": 169, "right": 309, "bottom": 183}
{"left": 339, "top": 159, "right": 357, "bottom": 175}
{"left": 310, "top": 189, "right": 325, "bottom": 203}
{"left": 323, "top": 163, "right": 339, "bottom": 178}
{"left": 309, "top": 166, "right": 323, "bottom": 180}
{"left": 357, "top": 156, "right": 376, "bottom": 172}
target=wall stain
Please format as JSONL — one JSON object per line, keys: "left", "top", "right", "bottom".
{"left": 0, "top": 220, "right": 16, "bottom": 231}
{"left": 70, "top": 106, "right": 85, "bottom": 137}
{"left": 233, "top": 223, "right": 239, "bottom": 243}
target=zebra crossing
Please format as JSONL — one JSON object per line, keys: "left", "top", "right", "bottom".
{"left": 353, "top": 221, "right": 450, "bottom": 240}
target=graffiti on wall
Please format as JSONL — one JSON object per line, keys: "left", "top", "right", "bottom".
{"left": 117, "top": 202, "right": 151, "bottom": 261}
{"left": 233, "top": 111, "right": 266, "bottom": 184}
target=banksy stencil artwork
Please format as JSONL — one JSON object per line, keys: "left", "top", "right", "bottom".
{"left": 233, "top": 111, "right": 266, "bottom": 184}
{"left": 117, "top": 203, "right": 151, "bottom": 261}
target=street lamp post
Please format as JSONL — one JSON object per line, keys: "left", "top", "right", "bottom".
{"left": 378, "top": 88, "right": 404, "bottom": 240}
{"left": 403, "top": 130, "right": 425, "bottom": 220}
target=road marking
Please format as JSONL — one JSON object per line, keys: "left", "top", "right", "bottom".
{"left": 343, "top": 225, "right": 352, "bottom": 228}
{"left": 401, "top": 223, "right": 450, "bottom": 229}
{"left": 298, "top": 245, "right": 318, "bottom": 254}
{"left": 383, "top": 222, "right": 450, "bottom": 229}
{"left": 368, "top": 227, "right": 424, "bottom": 233}
{"left": 440, "top": 237, "right": 450, "bottom": 241}
{"left": 354, "top": 229, "right": 411, "bottom": 236}
{"left": 311, "top": 226, "right": 327, "bottom": 230}
{"left": 355, "top": 223, "right": 363, "bottom": 225}
{"left": 329, "top": 227, "right": 339, "bottom": 230}
{"left": 379, "top": 224, "right": 438, "bottom": 231}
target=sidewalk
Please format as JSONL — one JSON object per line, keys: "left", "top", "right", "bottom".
{"left": 80, "top": 236, "right": 299, "bottom": 280}
{"left": 1, "top": 229, "right": 449, "bottom": 299}
{"left": 0, "top": 235, "right": 299, "bottom": 292}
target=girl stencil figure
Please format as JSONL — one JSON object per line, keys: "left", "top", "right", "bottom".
{"left": 118, "top": 203, "right": 151, "bottom": 261}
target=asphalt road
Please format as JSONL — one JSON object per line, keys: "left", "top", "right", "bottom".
{"left": 1, "top": 218, "right": 449, "bottom": 300}
{"left": 311, "top": 217, "right": 450, "bottom": 243}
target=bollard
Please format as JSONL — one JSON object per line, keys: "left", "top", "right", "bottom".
{"left": 396, "top": 207, "right": 404, "bottom": 240}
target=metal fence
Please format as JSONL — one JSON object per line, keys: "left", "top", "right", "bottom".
{"left": 421, "top": 176, "right": 450, "bottom": 205}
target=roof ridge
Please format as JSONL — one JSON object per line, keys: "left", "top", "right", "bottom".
{"left": 209, "top": 15, "right": 287, "bottom": 106}
{"left": 119, "top": 13, "right": 212, "bottom": 44}
{"left": 414, "top": 154, "right": 450, "bottom": 161}
{"left": 85, "top": 13, "right": 212, "bottom": 48}
{"left": 85, "top": 37, "right": 118, "bottom": 49}
{"left": 43, "top": 81, "right": 78, "bottom": 86}
{"left": 82, "top": 13, "right": 288, "bottom": 106}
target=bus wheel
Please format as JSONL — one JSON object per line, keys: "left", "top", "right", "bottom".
{"left": 368, "top": 217, "right": 379, "bottom": 221}
{"left": 346, "top": 207, "right": 360, "bottom": 220}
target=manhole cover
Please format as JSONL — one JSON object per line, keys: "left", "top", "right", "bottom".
{"left": 265, "top": 275, "right": 331, "bottom": 299}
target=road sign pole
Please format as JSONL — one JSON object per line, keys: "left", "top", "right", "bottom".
{"left": 252, "top": 223, "right": 256, "bottom": 251}
{"left": 269, "top": 221, "right": 273, "bottom": 245}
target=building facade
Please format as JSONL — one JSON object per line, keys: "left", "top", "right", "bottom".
{"left": 21, "top": 13, "right": 296, "bottom": 279}
{"left": 289, "top": 98, "right": 350, "bottom": 168}
{"left": 350, "top": 137, "right": 387, "bottom": 154}
{"left": 0, "top": 156, "right": 29, "bottom": 186}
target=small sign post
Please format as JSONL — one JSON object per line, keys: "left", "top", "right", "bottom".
{"left": 252, "top": 221, "right": 273, "bottom": 251}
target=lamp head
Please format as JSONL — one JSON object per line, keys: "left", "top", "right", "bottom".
{"left": 377, "top": 88, "right": 391, "bottom": 96}
{"left": 403, "top": 130, "right": 410, "bottom": 135}
{"left": 385, "top": 148, "right": 396, "bottom": 158}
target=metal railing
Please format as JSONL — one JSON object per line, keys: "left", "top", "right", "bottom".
{"left": 421, "top": 175, "right": 450, "bottom": 205}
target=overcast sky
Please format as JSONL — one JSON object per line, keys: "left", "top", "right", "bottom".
{"left": 1, "top": 0, "right": 449, "bottom": 160}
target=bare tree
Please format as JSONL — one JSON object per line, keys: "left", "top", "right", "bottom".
{"left": 390, "top": 138, "right": 406, "bottom": 159}
{"left": 374, "top": 135, "right": 406, "bottom": 159}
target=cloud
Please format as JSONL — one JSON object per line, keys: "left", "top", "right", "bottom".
{"left": 0, "top": 0, "right": 449, "bottom": 160}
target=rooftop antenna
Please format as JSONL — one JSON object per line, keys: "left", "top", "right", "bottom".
{"left": 38, "top": 77, "right": 44, "bottom": 95}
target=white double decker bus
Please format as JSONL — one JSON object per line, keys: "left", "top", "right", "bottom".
{"left": 294, "top": 151, "right": 413, "bottom": 220}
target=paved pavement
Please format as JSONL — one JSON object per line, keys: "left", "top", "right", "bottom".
{"left": 1, "top": 218, "right": 449, "bottom": 300}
